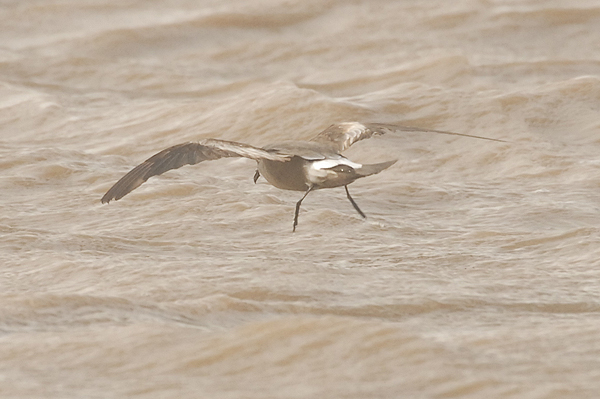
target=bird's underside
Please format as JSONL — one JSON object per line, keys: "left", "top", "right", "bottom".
{"left": 100, "top": 122, "right": 504, "bottom": 231}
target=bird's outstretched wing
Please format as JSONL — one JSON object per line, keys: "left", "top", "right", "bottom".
{"left": 310, "top": 122, "right": 506, "bottom": 153}
{"left": 101, "top": 138, "right": 289, "bottom": 203}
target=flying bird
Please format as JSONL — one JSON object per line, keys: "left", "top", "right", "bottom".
{"left": 101, "top": 122, "right": 504, "bottom": 231}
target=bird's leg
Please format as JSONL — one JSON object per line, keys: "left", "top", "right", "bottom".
{"left": 293, "top": 186, "right": 314, "bottom": 232}
{"left": 253, "top": 169, "right": 260, "bottom": 184}
{"left": 345, "top": 185, "right": 366, "bottom": 219}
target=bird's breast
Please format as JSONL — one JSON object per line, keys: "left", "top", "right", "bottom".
{"left": 257, "top": 157, "right": 310, "bottom": 191}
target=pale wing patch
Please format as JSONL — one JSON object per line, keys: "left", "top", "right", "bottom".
{"left": 310, "top": 122, "right": 380, "bottom": 153}
{"left": 338, "top": 122, "right": 368, "bottom": 149}
{"left": 306, "top": 158, "right": 362, "bottom": 185}
{"left": 311, "top": 158, "right": 363, "bottom": 171}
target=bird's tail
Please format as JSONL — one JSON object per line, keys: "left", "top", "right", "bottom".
{"left": 356, "top": 159, "right": 397, "bottom": 177}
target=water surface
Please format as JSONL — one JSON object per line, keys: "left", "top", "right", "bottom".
{"left": 1, "top": 1, "right": 600, "bottom": 398}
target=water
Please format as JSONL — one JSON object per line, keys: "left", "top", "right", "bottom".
{"left": 1, "top": 0, "right": 600, "bottom": 397}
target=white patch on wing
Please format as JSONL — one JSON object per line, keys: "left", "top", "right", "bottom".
{"left": 340, "top": 122, "right": 367, "bottom": 144}
{"left": 306, "top": 158, "right": 364, "bottom": 185}
{"left": 311, "top": 158, "right": 363, "bottom": 170}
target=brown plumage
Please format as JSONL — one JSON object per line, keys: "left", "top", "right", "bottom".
{"left": 101, "top": 122, "right": 504, "bottom": 231}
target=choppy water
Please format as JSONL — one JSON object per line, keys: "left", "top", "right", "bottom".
{"left": 2, "top": 0, "right": 600, "bottom": 398}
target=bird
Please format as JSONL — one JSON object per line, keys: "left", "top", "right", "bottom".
{"left": 100, "top": 122, "right": 504, "bottom": 231}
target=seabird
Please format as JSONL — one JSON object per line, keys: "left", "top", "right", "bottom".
{"left": 101, "top": 122, "right": 504, "bottom": 231}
